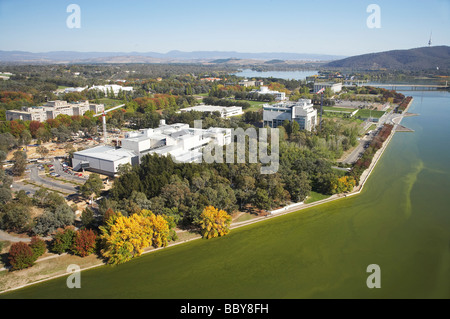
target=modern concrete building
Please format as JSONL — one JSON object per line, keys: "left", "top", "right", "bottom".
{"left": 72, "top": 122, "right": 232, "bottom": 176}
{"left": 263, "top": 99, "right": 318, "bottom": 131}
{"left": 5, "top": 100, "right": 105, "bottom": 122}
{"left": 313, "top": 82, "right": 343, "bottom": 94}
{"left": 178, "top": 105, "right": 244, "bottom": 118}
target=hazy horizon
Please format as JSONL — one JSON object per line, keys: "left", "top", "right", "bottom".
{"left": 0, "top": 0, "right": 449, "bottom": 56}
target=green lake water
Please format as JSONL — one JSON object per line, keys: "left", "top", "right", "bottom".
{"left": 2, "top": 90, "right": 450, "bottom": 299}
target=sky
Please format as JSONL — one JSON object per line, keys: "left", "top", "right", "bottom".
{"left": 0, "top": 0, "right": 449, "bottom": 56}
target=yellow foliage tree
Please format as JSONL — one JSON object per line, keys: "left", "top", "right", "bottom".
{"left": 332, "top": 176, "right": 356, "bottom": 194}
{"left": 199, "top": 206, "right": 232, "bottom": 239}
{"left": 142, "top": 210, "right": 170, "bottom": 248}
{"left": 100, "top": 210, "right": 170, "bottom": 265}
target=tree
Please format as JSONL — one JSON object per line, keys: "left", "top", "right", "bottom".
{"left": 284, "top": 171, "right": 311, "bottom": 202}
{"left": 99, "top": 210, "right": 170, "bottom": 264}
{"left": 36, "top": 145, "right": 49, "bottom": 158}
{"left": 12, "top": 150, "right": 27, "bottom": 176}
{"left": 51, "top": 227, "right": 76, "bottom": 255}
{"left": 252, "top": 188, "right": 272, "bottom": 211}
{"left": 33, "top": 204, "right": 75, "bottom": 236}
{"left": 99, "top": 212, "right": 154, "bottom": 265}
{"left": 198, "top": 206, "right": 231, "bottom": 239}
{"left": 80, "top": 207, "right": 95, "bottom": 229}
{"left": 79, "top": 173, "right": 104, "bottom": 199}
{"left": 0, "top": 203, "right": 31, "bottom": 233}
{"left": 72, "top": 229, "right": 97, "bottom": 257}
{"left": 19, "top": 130, "right": 32, "bottom": 148}
{"left": 29, "top": 236, "right": 46, "bottom": 260}
{"left": 8, "top": 242, "right": 35, "bottom": 271}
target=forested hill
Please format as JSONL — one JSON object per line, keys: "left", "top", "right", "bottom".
{"left": 325, "top": 46, "right": 450, "bottom": 71}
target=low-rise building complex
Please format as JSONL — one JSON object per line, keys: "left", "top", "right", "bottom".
{"left": 72, "top": 121, "right": 232, "bottom": 176}
{"left": 5, "top": 100, "right": 104, "bottom": 122}
{"left": 178, "top": 105, "right": 244, "bottom": 118}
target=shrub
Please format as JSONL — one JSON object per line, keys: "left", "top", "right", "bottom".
{"left": 29, "top": 236, "right": 47, "bottom": 260}
{"left": 72, "top": 229, "right": 97, "bottom": 257}
{"left": 8, "top": 242, "right": 35, "bottom": 271}
{"left": 51, "top": 227, "right": 76, "bottom": 255}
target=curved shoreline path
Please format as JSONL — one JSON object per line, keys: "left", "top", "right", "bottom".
{"left": 0, "top": 99, "right": 414, "bottom": 295}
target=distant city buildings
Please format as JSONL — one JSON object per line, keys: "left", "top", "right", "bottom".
{"left": 313, "top": 82, "right": 343, "bottom": 94}
{"left": 178, "top": 105, "right": 244, "bottom": 118}
{"left": 5, "top": 100, "right": 105, "bottom": 122}
{"left": 263, "top": 99, "right": 318, "bottom": 132}
{"left": 72, "top": 121, "right": 232, "bottom": 176}
{"left": 251, "top": 86, "right": 287, "bottom": 101}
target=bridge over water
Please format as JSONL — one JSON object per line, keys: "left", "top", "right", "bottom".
{"left": 345, "top": 82, "right": 449, "bottom": 91}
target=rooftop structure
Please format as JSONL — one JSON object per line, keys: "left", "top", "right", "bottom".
{"left": 178, "top": 105, "right": 244, "bottom": 118}
{"left": 89, "top": 84, "right": 133, "bottom": 96}
{"left": 263, "top": 99, "right": 317, "bottom": 132}
{"left": 251, "top": 86, "right": 286, "bottom": 101}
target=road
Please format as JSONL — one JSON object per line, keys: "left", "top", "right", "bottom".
{"left": 28, "top": 165, "right": 78, "bottom": 194}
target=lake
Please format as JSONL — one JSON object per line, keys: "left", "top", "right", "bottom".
{"left": 1, "top": 90, "right": 449, "bottom": 299}
{"left": 233, "top": 69, "right": 319, "bottom": 80}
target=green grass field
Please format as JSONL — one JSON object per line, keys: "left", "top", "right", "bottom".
{"left": 355, "top": 109, "right": 385, "bottom": 119}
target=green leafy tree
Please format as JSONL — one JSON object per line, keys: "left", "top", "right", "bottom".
{"left": 12, "top": 150, "right": 27, "bottom": 176}
{"left": 79, "top": 173, "right": 104, "bottom": 199}
{"left": 51, "top": 227, "right": 76, "bottom": 255}
{"left": 29, "top": 236, "right": 47, "bottom": 260}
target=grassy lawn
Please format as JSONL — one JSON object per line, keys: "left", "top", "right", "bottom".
{"left": 93, "top": 98, "right": 124, "bottom": 108}
{"left": 304, "top": 191, "right": 332, "bottom": 204}
{"left": 322, "top": 106, "right": 357, "bottom": 113}
{"left": 355, "top": 109, "right": 385, "bottom": 119}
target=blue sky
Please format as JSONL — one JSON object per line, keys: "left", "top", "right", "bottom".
{"left": 0, "top": 0, "right": 449, "bottom": 56}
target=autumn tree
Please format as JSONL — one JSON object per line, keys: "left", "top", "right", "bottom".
{"left": 72, "top": 229, "right": 97, "bottom": 257}
{"left": 198, "top": 206, "right": 231, "bottom": 239}
{"left": 99, "top": 210, "right": 171, "bottom": 264}
{"left": 100, "top": 212, "right": 154, "bottom": 265}
{"left": 8, "top": 242, "right": 35, "bottom": 271}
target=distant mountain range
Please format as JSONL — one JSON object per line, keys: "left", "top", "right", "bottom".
{"left": 325, "top": 46, "right": 450, "bottom": 70}
{"left": 0, "top": 50, "right": 345, "bottom": 64}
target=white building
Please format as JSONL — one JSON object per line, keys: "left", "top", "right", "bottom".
{"left": 263, "top": 99, "right": 317, "bottom": 132}
{"left": 72, "top": 122, "right": 232, "bottom": 176}
{"left": 252, "top": 86, "right": 286, "bottom": 101}
{"left": 64, "top": 86, "right": 88, "bottom": 93}
{"left": 313, "top": 82, "right": 343, "bottom": 94}
{"left": 5, "top": 100, "right": 104, "bottom": 122}
{"left": 178, "top": 105, "right": 244, "bottom": 118}
{"left": 89, "top": 84, "right": 133, "bottom": 96}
